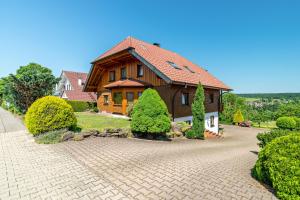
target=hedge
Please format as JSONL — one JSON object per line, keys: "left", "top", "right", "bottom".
{"left": 276, "top": 117, "right": 296, "bottom": 130}
{"left": 66, "top": 100, "right": 97, "bottom": 112}
{"left": 25, "top": 96, "right": 77, "bottom": 135}
{"left": 256, "top": 129, "right": 296, "bottom": 148}
{"left": 253, "top": 134, "right": 300, "bottom": 200}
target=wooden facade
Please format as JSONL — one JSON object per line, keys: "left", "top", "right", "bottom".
{"left": 93, "top": 56, "right": 221, "bottom": 117}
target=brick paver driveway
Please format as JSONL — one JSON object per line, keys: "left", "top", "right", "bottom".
{"left": 0, "top": 107, "right": 277, "bottom": 200}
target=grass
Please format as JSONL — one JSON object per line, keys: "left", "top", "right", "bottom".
{"left": 252, "top": 121, "right": 277, "bottom": 129}
{"left": 35, "top": 129, "right": 65, "bottom": 144}
{"left": 75, "top": 112, "right": 130, "bottom": 131}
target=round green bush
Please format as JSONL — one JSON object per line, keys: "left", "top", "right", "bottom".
{"left": 25, "top": 96, "right": 77, "bottom": 135}
{"left": 253, "top": 134, "right": 300, "bottom": 200}
{"left": 276, "top": 117, "right": 296, "bottom": 130}
{"left": 131, "top": 89, "right": 171, "bottom": 135}
{"left": 293, "top": 117, "right": 300, "bottom": 130}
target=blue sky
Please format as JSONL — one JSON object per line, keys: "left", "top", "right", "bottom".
{"left": 1, "top": 0, "right": 300, "bottom": 93}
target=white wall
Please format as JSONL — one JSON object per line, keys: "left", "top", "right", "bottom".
{"left": 205, "top": 112, "right": 219, "bottom": 133}
{"left": 174, "top": 112, "right": 219, "bottom": 133}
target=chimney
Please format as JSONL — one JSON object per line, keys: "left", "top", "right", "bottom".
{"left": 153, "top": 43, "right": 160, "bottom": 47}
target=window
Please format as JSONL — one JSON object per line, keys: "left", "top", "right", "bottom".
{"left": 209, "top": 93, "right": 214, "bottom": 104}
{"left": 138, "top": 91, "right": 143, "bottom": 98}
{"left": 121, "top": 67, "right": 127, "bottom": 79}
{"left": 167, "top": 61, "right": 181, "bottom": 70}
{"left": 109, "top": 71, "right": 115, "bottom": 82}
{"left": 185, "top": 120, "right": 191, "bottom": 125}
{"left": 65, "top": 84, "right": 71, "bottom": 91}
{"left": 113, "top": 92, "right": 122, "bottom": 104}
{"left": 210, "top": 116, "right": 215, "bottom": 128}
{"left": 103, "top": 95, "right": 109, "bottom": 105}
{"left": 183, "top": 66, "right": 195, "bottom": 73}
{"left": 137, "top": 64, "right": 144, "bottom": 77}
{"left": 126, "top": 92, "right": 134, "bottom": 103}
{"left": 181, "top": 93, "right": 189, "bottom": 105}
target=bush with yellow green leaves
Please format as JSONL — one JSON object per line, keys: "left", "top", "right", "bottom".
{"left": 25, "top": 96, "right": 77, "bottom": 135}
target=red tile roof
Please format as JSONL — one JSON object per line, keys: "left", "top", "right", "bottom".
{"left": 93, "top": 37, "right": 231, "bottom": 90}
{"left": 104, "top": 79, "right": 149, "bottom": 89}
{"left": 63, "top": 71, "right": 97, "bottom": 102}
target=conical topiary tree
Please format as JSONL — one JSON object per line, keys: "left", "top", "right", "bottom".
{"left": 187, "top": 83, "right": 205, "bottom": 139}
{"left": 233, "top": 109, "right": 244, "bottom": 124}
{"left": 131, "top": 88, "right": 171, "bottom": 136}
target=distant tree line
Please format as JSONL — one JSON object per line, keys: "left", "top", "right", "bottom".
{"left": 220, "top": 93, "right": 300, "bottom": 126}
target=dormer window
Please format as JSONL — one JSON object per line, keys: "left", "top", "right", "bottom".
{"left": 183, "top": 66, "right": 195, "bottom": 73}
{"left": 167, "top": 61, "right": 181, "bottom": 70}
{"left": 78, "top": 78, "right": 82, "bottom": 86}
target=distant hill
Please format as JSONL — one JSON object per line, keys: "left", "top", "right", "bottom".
{"left": 237, "top": 93, "right": 300, "bottom": 100}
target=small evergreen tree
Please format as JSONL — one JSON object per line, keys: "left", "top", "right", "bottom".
{"left": 131, "top": 89, "right": 171, "bottom": 136}
{"left": 189, "top": 83, "right": 205, "bottom": 139}
{"left": 233, "top": 109, "right": 244, "bottom": 124}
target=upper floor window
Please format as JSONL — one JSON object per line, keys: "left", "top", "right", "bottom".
{"left": 121, "top": 67, "right": 127, "bottom": 79}
{"left": 137, "top": 64, "right": 144, "bottom": 77}
{"left": 109, "top": 71, "right": 115, "bottom": 82}
{"left": 167, "top": 61, "right": 181, "bottom": 70}
{"left": 209, "top": 93, "right": 214, "bottom": 104}
{"left": 181, "top": 93, "right": 189, "bottom": 105}
{"left": 78, "top": 78, "right": 82, "bottom": 86}
{"left": 65, "top": 84, "right": 71, "bottom": 91}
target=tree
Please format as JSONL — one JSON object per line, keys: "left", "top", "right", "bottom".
{"left": 188, "top": 83, "right": 205, "bottom": 139}
{"left": 220, "top": 93, "right": 247, "bottom": 123}
{"left": 131, "top": 88, "right": 171, "bottom": 136}
{"left": 233, "top": 109, "right": 244, "bottom": 124}
{"left": 5, "top": 63, "right": 58, "bottom": 113}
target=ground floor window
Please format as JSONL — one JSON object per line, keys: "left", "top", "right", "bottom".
{"left": 210, "top": 116, "right": 215, "bottom": 127}
{"left": 126, "top": 92, "right": 134, "bottom": 103}
{"left": 181, "top": 93, "right": 189, "bottom": 105}
{"left": 113, "top": 92, "right": 122, "bottom": 105}
{"left": 103, "top": 95, "right": 109, "bottom": 105}
{"left": 138, "top": 91, "right": 143, "bottom": 98}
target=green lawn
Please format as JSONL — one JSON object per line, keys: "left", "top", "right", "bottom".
{"left": 75, "top": 112, "right": 130, "bottom": 131}
{"left": 252, "top": 121, "right": 277, "bottom": 129}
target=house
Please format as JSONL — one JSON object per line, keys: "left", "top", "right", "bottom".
{"left": 55, "top": 71, "right": 97, "bottom": 102}
{"left": 84, "top": 37, "right": 231, "bottom": 133}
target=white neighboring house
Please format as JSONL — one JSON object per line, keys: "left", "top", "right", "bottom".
{"left": 55, "top": 71, "right": 96, "bottom": 102}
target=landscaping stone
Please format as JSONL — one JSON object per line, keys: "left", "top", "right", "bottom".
{"left": 61, "top": 131, "right": 75, "bottom": 141}
{"left": 73, "top": 134, "right": 84, "bottom": 141}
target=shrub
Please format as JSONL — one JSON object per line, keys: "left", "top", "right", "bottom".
{"left": 66, "top": 100, "right": 91, "bottom": 112}
{"left": 233, "top": 109, "right": 244, "bottom": 124}
{"left": 276, "top": 117, "right": 296, "bottom": 130}
{"left": 25, "top": 96, "right": 77, "bottom": 135}
{"left": 190, "top": 83, "right": 205, "bottom": 139}
{"left": 35, "top": 129, "right": 67, "bottom": 144}
{"left": 185, "top": 129, "right": 196, "bottom": 139}
{"left": 131, "top": 89, "right": 171, "bottom": 136}
{"left": 126, "top": 102, "right": 135, "bottom": 117}
{"left": 257, "top": 129, "right": 295, "bottom": 148}
{"left": 293, "top": 117, "right": 300, "bottom": 130}
{"left": 253, "top": 134, "right": 300, "bottom": 200}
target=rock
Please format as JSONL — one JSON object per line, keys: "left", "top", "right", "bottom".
{"left": 171, "top": 122, "right": 181, "bottom": 132}
{"left": 61, "top": 131, "right": 74, "bottom": 141}
{"left": 73, "top": 134, "right": 84, "bottom": 141}
{"left": 82, "top": 131, "right": 92, "bottom": 138}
